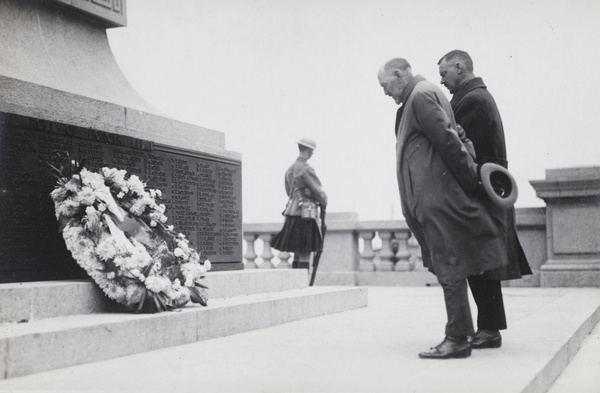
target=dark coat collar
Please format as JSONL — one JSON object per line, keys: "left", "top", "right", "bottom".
{"left": 451, "top": 77, "right": 486, "bottom": 106}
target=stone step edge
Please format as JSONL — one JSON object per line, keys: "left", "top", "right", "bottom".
{"left": 516, "top": 289, "right": 600, "bottom": 393}
{"left": 0, "top": 269, "right": 310, "bottom": 323}
{"left": 1, "top": 286, "right": 368, "bottom": 379}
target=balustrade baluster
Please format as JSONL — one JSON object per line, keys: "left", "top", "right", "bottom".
{"left": 394, "top": 231, "right": 411, "bottom": 271}
{"left": 408, "top": 235, "right": 424, "bottom": 271}
{"left": 377, "top": 231, "right": 395, "bottom": 271}
{"left": 277, "top": 251, "right": 291, "bottom": 269}
{"left": 358, "top": 231, "right": 376, "bottom": 272}
{"left": 243, "top": 233, "right": 258, "bottom": 268}
{"left": 258, "top": 234, "right": 275, "bottom": 269}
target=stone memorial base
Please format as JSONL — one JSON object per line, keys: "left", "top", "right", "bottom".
{"left": 0, "top": 0, "right": 243, "bottom": 283}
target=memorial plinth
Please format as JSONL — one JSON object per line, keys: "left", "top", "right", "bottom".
{"left": 530, "top": 167, "right": 600, "bottom": 287}
{"left": 0, "top": 0, "right": 243, "bottom": 283}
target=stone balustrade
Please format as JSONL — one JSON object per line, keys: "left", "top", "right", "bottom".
{"left": 243, "top": 209, "right": 547, "bottom": 287}
{"left": 243, "top": 166, "right": 600, "bottom": 287}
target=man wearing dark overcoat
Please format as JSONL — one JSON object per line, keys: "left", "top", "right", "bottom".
{"left": 377, "top": 58, "right": 510, "bottom": 359}
{"left": 438, "top": 50, "right": 532, "bottom": 349}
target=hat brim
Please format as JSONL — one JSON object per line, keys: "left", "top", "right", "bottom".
{"left": 296, "top": 142, "right": 316, "bottom": 150}
{"left": 480, "top": 163, "right": 519, "bottom": 209}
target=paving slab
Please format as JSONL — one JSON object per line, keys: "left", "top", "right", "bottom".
{"left": 0, "top": 287, "right": 598, "bottom": 393}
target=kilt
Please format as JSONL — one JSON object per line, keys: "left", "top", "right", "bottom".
{"left": 271, "top": 215, "right": 321, "bottom": 253}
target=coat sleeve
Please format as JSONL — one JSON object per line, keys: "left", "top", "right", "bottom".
{"left": 300, "top": 166, "right": 328, "bottom": 206}
{"left": 455, "top": 92, "right": 508, "bottom": 168}
{"left": 284, "top": 169, "right": 292, "bottom": 197}
{"left": 412, "top": 89, "right": 480, "bottom": 193}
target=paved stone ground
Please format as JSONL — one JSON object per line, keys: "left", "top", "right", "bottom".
{"left": 0, "top": 287, "right": 598, "bottom": 393}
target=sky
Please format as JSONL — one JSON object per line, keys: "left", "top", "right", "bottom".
{"left": 107, "top": 0, "right": 600, "bottom": 223}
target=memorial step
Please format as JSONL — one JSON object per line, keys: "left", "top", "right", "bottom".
{"left": 0, "top": 270, "right": 309, "bottom": 323}
{"left": 0, "top": 285, "right": 368, "bottom": 379}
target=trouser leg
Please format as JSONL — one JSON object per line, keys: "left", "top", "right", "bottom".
{"left": 292, "top": 252, "right": 311, "bottom": 270}
{"left": 441, "top": 278, "right": 475, "bottom": 337}
{"left": 467, "top": 277, "right": 507, "bottom": 331}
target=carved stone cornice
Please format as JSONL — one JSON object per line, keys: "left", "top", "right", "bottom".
{"left": 52, "top": 0, "right": 127, "bottom": 27}
{"left": 530, "top": 167, "right": 600, "bottom": 200}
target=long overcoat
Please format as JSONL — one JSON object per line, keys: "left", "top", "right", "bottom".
{"left": 450, "top": 77, "right": 531, "bottom": 280}
{"left": 395, "top": 76, "right": 508, "bottom": 284}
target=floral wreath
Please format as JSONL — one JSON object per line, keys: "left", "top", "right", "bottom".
{"left": 49, "top": 156, "right": 210, "bottom": 313}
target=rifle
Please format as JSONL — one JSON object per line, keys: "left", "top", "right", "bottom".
{"left": 309, "top": 206, "right": 327, "bottom": 286}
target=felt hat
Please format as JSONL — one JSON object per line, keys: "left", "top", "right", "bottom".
{"left": 480, "top": 162, "right": 519, "bottom": 209}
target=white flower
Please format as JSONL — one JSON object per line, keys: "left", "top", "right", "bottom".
{"left": 57, "top": 199, "right": 81, "bottom": 217}
{"left": 117, "top": 191, "right": 125, "bottom": 199}
{"left": 144, "top": 275, "right": 170, "bottom": 293}
{"left": 167, "top": 225, "right": 174, "bottom": 231}
{"left": 102, "top": 167, "right": 128, "bottom": 189}
{"left": 64, "top": 178, "right": 80, "bottom": 193}
{"left": 105, "top": 284, "right": 126, "bottom": 302}
{"left": 97, "top": 203, "right": 107, "bottom": 212}
{"left": 83, "top": 206, "right": 102, "bottom": 232}
{"left": 127, "top": 175, "right": 146, "bottom": 195}
{"left": 129, "top": 195, "right": 152, "bottom": 216}
{"left": 205, "top": 259, "right": 212, "bottom": 271}
{"left": 50, "top": 187, "right": 69, "bottom": 203}
{"left": 75, "top": 188, "right": 97, "bottom": 205}
{"left": 189, "top": 252, "right": 200, "bottom": 264}
{"left": 150, "top": 220, "right": 157, "bottom": 227}
{"left": 155, "top": 189, "right": 162, "bottom": 197}
{"left": 174, "top": 247, "right": 185, "bottom": 258}
{"left": 107, "top": 272, "right": 115, "bottom": 279}
{"left": 96, "top": 236, "right": 118, "bottom": 260}
{"left": 172, "top": 279, "right": 182, "bottom": 289}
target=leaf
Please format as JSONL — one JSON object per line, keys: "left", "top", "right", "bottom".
{"left": 190, "top": 287, "right": 209, "bottom": 307}
{"left": 137, "top": 289, "right": 147, "bottom": 313}
{"left": 126, "top": 287, "right": 145, "bottom": 307}
{"left": 195, "top": 282, "right": 209, "bottom": 290}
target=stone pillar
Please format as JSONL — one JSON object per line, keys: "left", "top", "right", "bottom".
{"left": 319, "top": 213, "right": 359, "bottom": 272}
{"left": 530, "top": 167, "right": 600, "bottom": 287}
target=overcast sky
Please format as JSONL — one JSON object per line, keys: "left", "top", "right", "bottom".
{"left": 107, "top": 0, "right": 600, "bottom": 223}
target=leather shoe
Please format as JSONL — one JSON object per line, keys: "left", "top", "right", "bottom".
{"left": 418, "top": 336, "right": 471, "bottom": 359}
{"left": 470, "top": 329, "right": 502, "bottom": 349}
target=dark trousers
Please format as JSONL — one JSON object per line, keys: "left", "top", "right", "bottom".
{"left": 441, "top": 279, "right": 475, "bottom": 337}
{"left": 467, "top": 277, "right": 507, "bottom": 331}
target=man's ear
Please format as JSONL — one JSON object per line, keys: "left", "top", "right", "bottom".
{"left": 393, "top": 69, "right": 403, "bottom": 80}
{"left": 455, "top": 63, "right": 463, "bottom": 74}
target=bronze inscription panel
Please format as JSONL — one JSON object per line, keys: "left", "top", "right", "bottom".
{"left": 0, "top": 112, "right": 242, "bottom": 283}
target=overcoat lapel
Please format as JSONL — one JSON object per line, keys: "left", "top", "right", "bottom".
{"left": 394, "top": 75, "right": 426, "bottom": 136}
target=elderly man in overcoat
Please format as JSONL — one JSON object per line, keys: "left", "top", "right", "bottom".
{"left": 377, "top": 58, "right": 510, "bottom": 359}
{"left": 438, "top": 50, "right": 532, "bottom": 349}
